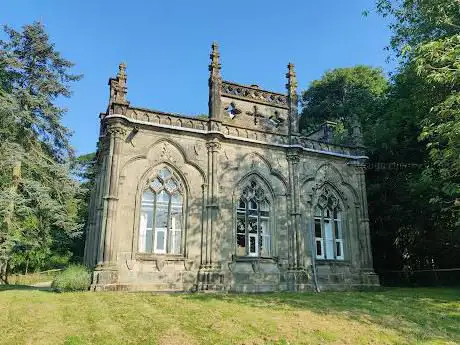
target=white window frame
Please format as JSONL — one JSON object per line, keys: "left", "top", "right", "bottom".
{"left": 154, "top": 227, "right": 167, "bottom": 254}
{"left": 314, "top": 207, "right": 344, "bottom": 261}
{"left": 138, "top": 167, "right": 184, "bottom": 255}
{"left": 235, "top": 181, "right": 271, "bottom": 258}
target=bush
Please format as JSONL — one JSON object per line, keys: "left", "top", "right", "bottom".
{"left": 51, "top": 265, "right": 90, "bottom": 292}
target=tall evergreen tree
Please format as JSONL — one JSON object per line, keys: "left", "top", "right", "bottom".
{"left": 0, "top": 22, "right": 82, "bottom": 282}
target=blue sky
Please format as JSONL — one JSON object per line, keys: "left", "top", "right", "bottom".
{"left": 2, "top": 0, "right": 393, "bottom": 155}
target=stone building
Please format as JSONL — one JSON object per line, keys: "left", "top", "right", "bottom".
{"left": 83, "top": 43, "right": 379, "bottom": 291}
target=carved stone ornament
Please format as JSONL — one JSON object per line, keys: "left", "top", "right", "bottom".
{"left": 317, "top": 187, "right": 339, "bottom": 210}
{"left": 155, "top": 259, "right": 165, "bottom": 272}
{"left": 316, "top": 164, "right": 341, "bottom": 188}
{"left": 221, "top": 81, "right": 288, "bottom": 108}
{"left": 242, "top": 180, "right": 266, "bottom": 202}
{"left": 125, "top": 259, "right": 136, "bottom": 271}
{"left": 246, "top": 105, "right": 265, "bottom": 125}
{"left": 286, "top": 152, "right": 300, "bottom": 164}
{"left": 206, "top": 140, "right": 221, "bottom": 152}
{"left": 107, "top": 124, "right": 127, "bottom": 138}
{"left": 183, "top": 260, "right": 194, "bottom": 271}
{"left": 268, "top": 111, "right": 285, "bottom": 128}
{"left": 159, "top": 143, "right": 175, "bottom": 162}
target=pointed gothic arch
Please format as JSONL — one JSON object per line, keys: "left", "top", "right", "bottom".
{"left": 132, "top": 163, "right": 190, "bottom": 257}
{"left": 233, "top": 173, "right": 275, "bottom": 258}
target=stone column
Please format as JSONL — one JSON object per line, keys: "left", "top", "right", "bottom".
{"left": 287, "top": 151, "right": 302, "bottom": 268}
{"left": 93, "top": 123, "right": 126, "bottom": 270}
{"left": 102, "top": 123, "right": 126, "bottom": 265}
{"left": 205, "top": 139, "right": 221, "bottom": 267}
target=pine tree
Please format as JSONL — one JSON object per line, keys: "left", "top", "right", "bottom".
{"left": 0, "top": 22, "right": 82, "bottom": 282}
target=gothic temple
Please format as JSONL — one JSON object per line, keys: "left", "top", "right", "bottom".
{"left": 83, "top": 43, "right": 379, "bottom": 291}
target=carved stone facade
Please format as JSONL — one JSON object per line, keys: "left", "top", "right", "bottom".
{"left": 84, "top": 43, "right": 379, "bottom": 292}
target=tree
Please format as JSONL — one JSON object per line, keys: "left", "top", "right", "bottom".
{"left": 300, "top": 66, "right": 388, "bottom": 147}
{"left": 0, "top": 22, "right": 82, "bottom": 282}
{"left": 71, "top": 152, "right": 96, "bottom": 261}
{"left": 371, "top": 0, "right": 460, "bottom": 271}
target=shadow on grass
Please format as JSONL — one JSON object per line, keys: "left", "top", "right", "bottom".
{"left": 0, "top": 284, "right": 53, "bottom": 292}
{"left": 184, "top": 287, "right": 460, "bottom": 343}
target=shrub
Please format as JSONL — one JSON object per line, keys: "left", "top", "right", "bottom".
{"left": 51, "top": 265, "right": 90, "bottom": 292}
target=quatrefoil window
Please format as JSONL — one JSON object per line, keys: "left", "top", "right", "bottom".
{"left": 269, "top": 111, "right": 284, "bottom": 128}
{"left": 225, "top": 102, "right": 241, "bottom": 119}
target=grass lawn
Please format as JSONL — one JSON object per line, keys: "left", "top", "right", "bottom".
{"left": 0, "top": 286, "right": 459, "bottom": 345}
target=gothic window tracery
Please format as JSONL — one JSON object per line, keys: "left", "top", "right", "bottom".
{"left": 314, "top": 187, "right": 344, "bottom": 260}
{"left": 236, "top": 180, "right": 271, "bottom": 257}
{"left": 139, "top": 167, "right": 183, "bottom": 255}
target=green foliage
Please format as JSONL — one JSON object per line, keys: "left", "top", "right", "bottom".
{"left": 376, "top": 0, "right": 460, "bottom": 59}
{"left": 71, "top": 152, "right": 96, "bottom": 261}
{"left": 370, "top": 0, "right": 460, "bottom": 270}
{"left": 299, "top": 9, "right": 460, "bottom": 269}
{"left": 51, "top": 264, "right": 90, "bottom": 292}
{"left": 0, "top": 22, "right": 83, "bottom": 282}
{"left": 300, "top": 65, "right": 388, "bottom": 147}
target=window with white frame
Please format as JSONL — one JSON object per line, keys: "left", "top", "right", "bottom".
{"left": 139, "top": 167, "right": 183, "bottom": 255}
{"left": 313, "top": 188, "right": 344, "bottom": 260}
{"left": 236, "top": 180, "right": 271, "bottom": 257}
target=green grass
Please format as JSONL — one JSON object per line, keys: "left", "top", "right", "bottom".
{"left": 9, "top": 269, "right": 62, "bottom": 285}
{"left": 0, "top": 287, "right": 459, "bottom": 345}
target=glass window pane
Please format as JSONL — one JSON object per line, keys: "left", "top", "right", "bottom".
{"left": 336, "top": 241, "right": 342, "bottom": 257}
{"left": 237, "top": 234, "right": 245, "bottom": 250}
{"left": 249, "top": 200, "right": 257, "bottom": 210}
{"left": 156, "top": 190, "right": 170, "bottom": 204}
{"left": 236, "top": 216, "right": 245, "bottom": 234}
{"left": 248, "top": 218, "right": 258, "bottom": 233}
{"left": 238, "top": 198, "right": 245, "bottom": 209}
{"left": 139, "top": 211, "right": 148, "bottom": 252}
{"left": 150, "top": 179, "right": 162, "bottom": 192}
{"left": 260, "top": 200, "right": 269, "bottom": 212}
{"left": 325, "top": 221, "right": 334, "bottom": 259}
{"left": 142, "top": 190, "right": 154, "bottom": 202}
{"left": 168, "top": 228, "right": 181, "bottom": 254}
{"left": 145, "top": 229, "right": 153, "bottom": 253}
{"left": 316, "top": 240, "right": 322, "bottom": 256}
{"left": 155, "top": 230, "right": 165, "bottom": 251}
{"left": 335, "top": 220, "right": 342, "bottom": 239}
{"left": 260, "top": 218, "right": 270, "bottom": 256}
{"left": 165, "top": 179, "right": 178, "bottom": 193}
{"left": 314, "top": 219, "right": 322, "bottom": 237}
{"left": 170, "top": 207, "right": 182, "bottom": 227}
{"left": 155, "top": 204, "right": 168, "bottom": 228}
{"left": 158, "top": 167, "right": 171, "bottom": 180}
{"left": 249, "top": 235, "right": 256, "bottom": 254}
{"left": 171, "top": 192, "right": 182, "bottom": 205}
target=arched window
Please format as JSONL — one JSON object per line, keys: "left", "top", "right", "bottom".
{"left": 139, "top": 167, "right": 183, "bottom": 254}
{"left": 236, "top": 180, "right": 271, "bottom": 257}
{"left": 313, "top": 187, "right": 344, "bottom": 260}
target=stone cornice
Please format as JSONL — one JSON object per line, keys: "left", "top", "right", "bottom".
{"left": 104, "top": 114, "right": 369, "bottom": 161}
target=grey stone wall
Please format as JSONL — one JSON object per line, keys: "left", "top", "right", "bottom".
{"left": 84, "top": 44, "right": 379, "bottom": 292}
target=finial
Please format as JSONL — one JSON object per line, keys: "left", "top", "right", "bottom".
{"left": 117, "top": 63, "right": 127, "bottom": 87}
{"left": 286, "top": 62, "right": 297, "bottom": 91}
{"left": 108, "top": 62, "right": 129, "bottom": 110}
{"left": 286, "top": 62, "right": 299, "bottom": 135}
{"left": 209, "top": 42, "right": 221, "bottom": 75}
